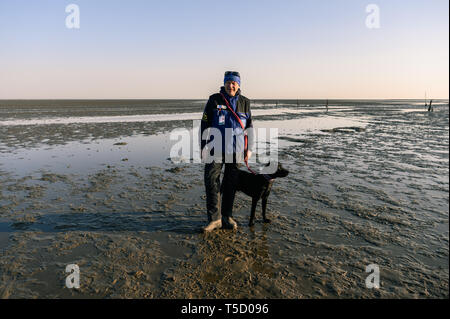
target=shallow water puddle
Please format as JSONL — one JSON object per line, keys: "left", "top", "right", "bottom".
{"left": 0, "top": 114, "right": 368, "bottom": 178}
{"left": 0, "top": 107, "right": 348, "bottom": 126}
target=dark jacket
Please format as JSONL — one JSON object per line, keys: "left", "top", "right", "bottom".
{"left": 200, "top": 87, "right": 254, "bottom": 156}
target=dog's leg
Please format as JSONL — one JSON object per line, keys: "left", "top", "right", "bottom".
{"left": 249, "top": 197, "right": 258, "bottom": 227}
{"left": 262, "top": 196, "right": 271, "bottom": 223}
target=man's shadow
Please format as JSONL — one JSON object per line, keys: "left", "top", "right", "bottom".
{"left": 7, "top": 210, "right": 204, "bottom": 235}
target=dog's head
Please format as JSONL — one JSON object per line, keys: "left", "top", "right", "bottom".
{"left": 265, "top": 162, "right": 289, "bottom": 179}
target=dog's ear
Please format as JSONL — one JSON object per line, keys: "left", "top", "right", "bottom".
{"left": 276, "top": 163, "right": 289, "bottom": 177}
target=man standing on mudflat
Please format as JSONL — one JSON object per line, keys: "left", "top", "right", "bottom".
{"left": 200, "top": 71, "right": 254, "bottom": 232}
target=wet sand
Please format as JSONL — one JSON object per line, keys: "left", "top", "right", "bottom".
{"left": 0, "top": 100, "right": 448, "bottom": 298}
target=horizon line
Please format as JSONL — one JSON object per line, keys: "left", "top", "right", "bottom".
{"left": 0, "top": 97, "right": 449, "bottom": 101}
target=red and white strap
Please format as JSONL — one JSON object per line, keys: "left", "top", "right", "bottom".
{"left": 219, "top": 93, "right": 257, "bottom": 175}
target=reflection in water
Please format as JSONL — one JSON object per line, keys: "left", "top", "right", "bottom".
{"left": 0, "top": 114, "right": 367, "bottom": 178}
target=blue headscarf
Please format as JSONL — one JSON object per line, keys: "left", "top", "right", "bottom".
{"left": 224, "top": 73, "right": 241, "bottom": 86}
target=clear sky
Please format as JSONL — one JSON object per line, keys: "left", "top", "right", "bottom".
{"left": 0, "top": 0, "right": 448, "bottom": 99}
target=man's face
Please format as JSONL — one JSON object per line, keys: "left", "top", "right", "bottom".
{"left": 224, "top": 81, "right": 239, "bottom": 97}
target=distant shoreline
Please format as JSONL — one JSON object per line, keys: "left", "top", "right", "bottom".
{"left": 0, "top": 98, "right": 449, "bottom": 102}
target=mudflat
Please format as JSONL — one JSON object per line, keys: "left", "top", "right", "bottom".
{"left": 0, "top": 99, "right": 448, "bottom": 298}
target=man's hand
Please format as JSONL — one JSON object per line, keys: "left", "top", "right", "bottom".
{"left": 245, "top": 150, "right": 252, "bottom": 162}
{"left": 201, "top": 147, "right": 209, "bottom": 162}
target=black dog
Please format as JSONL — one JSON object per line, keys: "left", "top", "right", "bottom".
{"left": 234, "top": 162, "right": 289, "bottom": 227}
